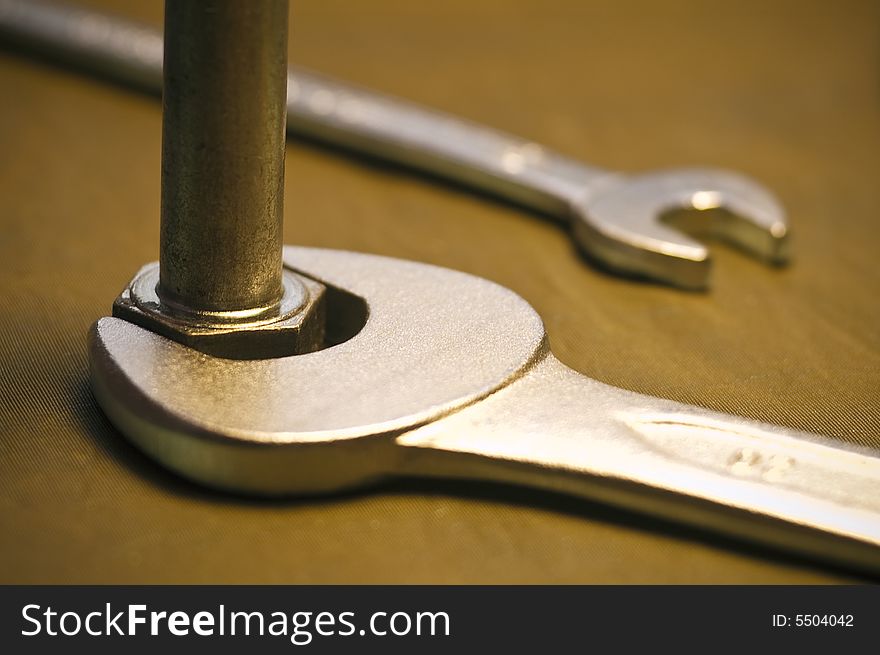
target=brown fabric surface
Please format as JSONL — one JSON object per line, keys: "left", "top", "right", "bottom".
{"left": 1, "top": 0, "right": 878, "bottom": 583}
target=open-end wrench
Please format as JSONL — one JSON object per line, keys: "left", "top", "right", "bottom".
{"left": 0, "top": 0, "right": 789, "bottom": 289}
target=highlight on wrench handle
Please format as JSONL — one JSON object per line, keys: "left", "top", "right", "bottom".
{"left": 398, "top": 355, "right": 880, "bottom": 573}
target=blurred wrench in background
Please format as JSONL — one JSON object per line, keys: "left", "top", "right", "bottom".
{"left": 0, "top": 0, "right": 789, "bottom": 289}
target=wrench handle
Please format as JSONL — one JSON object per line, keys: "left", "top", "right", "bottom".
{"left": 0, "top": 0, "right": 608, "bottom": 217}
{"left": 0, "top": 0, "right": 164, "bottom": 91}
{"left": 286, "top": 71, "right": 609, "bottom": 215}
{"left": 399, "top": 355, "right": 880, "bottom": 574}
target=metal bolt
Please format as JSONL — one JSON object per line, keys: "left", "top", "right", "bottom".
{"left": 158, "top": 0, "right": 289, "bottom": 319}
{"left": 111, "top": 0, "right": 326, "bottom": 358}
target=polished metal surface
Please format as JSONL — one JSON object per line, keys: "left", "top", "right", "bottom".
{"left": 0, "top": 0, "right": 789, "bottom": 289}
{"left": 90, "top": 247, "right": 880, "bottom": 573}
{"left": 91, "top": 248, "right": 545, "bottom": 492}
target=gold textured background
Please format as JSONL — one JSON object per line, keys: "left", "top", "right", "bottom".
{"left": 1, "top": 0, "right": 878, "bottom": 583}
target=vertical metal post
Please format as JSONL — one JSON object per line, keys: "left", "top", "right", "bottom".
{"left": 159, "top": 0, "right": 289, "bottom": 317}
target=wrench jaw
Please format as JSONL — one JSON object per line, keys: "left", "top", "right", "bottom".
{"left": 570, "top": 169, "right": 790, "bottom": 290}
{"left": 89, "top": 247, "right": 547, "bottom": 495}
{"left": 571, "top": 211, "right": 712, "bottom": 291}
{"left": 88, "top": 336, "right": 399, "bottom": 496}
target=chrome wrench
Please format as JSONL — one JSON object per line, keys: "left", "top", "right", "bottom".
{"left": 92, "top": 247, "right": 880, "bottom": 574}
{"left": 0, "top": 0, "right": 789, "bottom": 289}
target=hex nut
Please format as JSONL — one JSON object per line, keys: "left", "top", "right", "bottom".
{"left": 113, "top": 262, "right": 326, "bottom": 359}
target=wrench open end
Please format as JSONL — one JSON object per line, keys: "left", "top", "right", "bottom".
{"left": 571, "top": 169, "right": 789, "bottom": 290}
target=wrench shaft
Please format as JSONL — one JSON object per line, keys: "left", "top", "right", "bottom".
{"left": 287, "top": 71, "right": 609, "bottom": 214}
{"left": 399, "top": 355, "right": 880, "bottom": 572}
